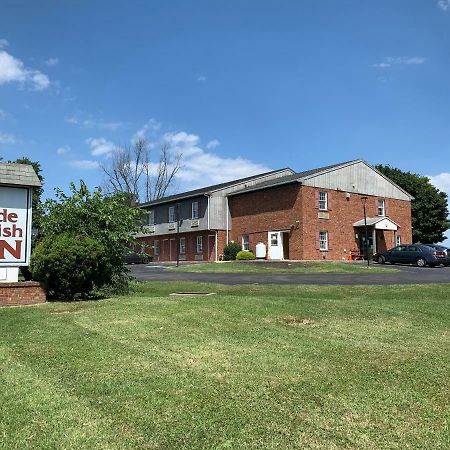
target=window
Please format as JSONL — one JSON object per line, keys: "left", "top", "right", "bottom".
{"left": 270, "top": 233, "right": 278, "bottom": 246}
{"left": 378, "top": 199, "right": 385, "bottom": 216}
{"left": 192, "top": 201, "right": 199, "bottom": 219}
{"left": 396, "top": 235, "right": 401, "bottom": 246}
{"left": 242, "top": 234, "right": 249, "bottom": 251}
{"left": 148, "top": 210, "right": 155, "bottom": 225}
{"left": 154, "top": 240, "right": 159, "bottom": 256}
{"left": 196, "top": 236, "right": 203, "bottom": 253}
{"left": 179, "top": 237, "right": 186, "bottom": 254}
{"left": 319, "top": 231, "right": 328, "bottom": 251}
{"left": 319, "top": 191, "right": 328, "bottom": 210}
{"left": 168, "top": 206, "right": 175, "bottom": 223}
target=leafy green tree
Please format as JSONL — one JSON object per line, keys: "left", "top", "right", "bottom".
{"left": 38, "top": 181, "right": 144, "bottom": 293}
{"left": 31, "top": 234, "right": 113, "bottom": 300}
{"left": 376, "top": 164, "right": 450, "bottom": 243}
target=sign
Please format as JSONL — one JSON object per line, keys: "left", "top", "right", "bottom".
{"left": 0, "top": 186, "right": 32, "bottom": 266}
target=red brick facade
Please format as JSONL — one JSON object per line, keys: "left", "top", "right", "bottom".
{"left": 138, "top": 230, "right": 227, "bottom": 262}
{"left": 0, "top": 281, "right": 46, "bottom": 307}
{"left": 230, "top": 184, "right": 412, "bottom": 260}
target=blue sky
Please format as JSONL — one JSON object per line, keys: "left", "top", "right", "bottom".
{"left": 1, "top": 0, "right": 450, "bottom": 206}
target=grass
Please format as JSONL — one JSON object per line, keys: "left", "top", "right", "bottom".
{"left": 170, "top": 261, "right": 398, "bottom": 273}
{"left": 0, "top": 281, "right": 449, "bottom": 449}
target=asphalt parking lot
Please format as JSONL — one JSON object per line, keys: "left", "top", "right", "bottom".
{"left": 128, "top": 262, "right": 450, "bottom": 285}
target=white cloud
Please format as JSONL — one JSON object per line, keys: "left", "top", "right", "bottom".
{"left": 163, "top": 130, "right": 271, "bottom": 188}
{"left": 438, "top": 0, "right": 450, "bottom": 11}
{"left": 0, "top": 132, "right": 16, "bottom": 145}
{"left": 373, "top": 56, "right": 425, "bottom": 69}
{"left": 86, "top": 137, "right": 116, "bottom": 157}
{"left": 0, "top": 49, "right": 50, "bottom": 90}
{"left": 65, "top": 115, "right": 122, "bottom": 130}
{"left": 132, "top": 118, "right": 161, "bottom": 143}
{"left": 206, "top": 139, "right": 220, "bottom": 149}
{"left": 68, "top": 160, "right": 100, "bottom": 170}
{"left": 197, "top": 75, "right": 206, "bottom": 82}
{"left": 56, "top": 145, "right": 70, "bottom": 155}
{"left": 0, "top": 39, "right": 8, "bottom": 49}
{"left": 46, "top": 57, "right": 59, "bottom": 66}
{"left": 429, "top": 173, "right": 450, "bottom": 196}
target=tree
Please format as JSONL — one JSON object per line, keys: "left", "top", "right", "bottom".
{"left": 376, "top": 164, "right": 450, "bottom": 243}
{"left": 10, "top": 157, "right": 44, "bottom": 229}
{"left": 101, "top": 138, "right": 182, "bottom": 206}
{"left": 38, "top": 181, "right": 143, "bottom": 293}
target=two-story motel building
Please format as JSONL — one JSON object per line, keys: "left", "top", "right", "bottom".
{"left": 136, "top": 159, "right": 413, "bottom": 261}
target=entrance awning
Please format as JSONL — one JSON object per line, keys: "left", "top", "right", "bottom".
{"left": 353, "top": 217, "right": 399, "bottom": 231}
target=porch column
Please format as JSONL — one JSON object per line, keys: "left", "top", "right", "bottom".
{"left": 372, "top": 228, "right": 377, "bottom": 254}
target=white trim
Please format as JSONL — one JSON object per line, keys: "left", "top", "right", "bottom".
{"left": 226, "top": 196, "right": 229, "bottom": 245}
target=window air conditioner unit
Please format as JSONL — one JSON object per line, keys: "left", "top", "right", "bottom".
{"left": 191, "top": 219, "right": 200, "bottom": 227}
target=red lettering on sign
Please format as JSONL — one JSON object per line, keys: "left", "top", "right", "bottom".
{"left": 0, "top": 240, "right": 22, "bottom": 259}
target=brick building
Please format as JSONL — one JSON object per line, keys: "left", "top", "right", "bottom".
{"left": 136, "top": 160, "right": 413, "bottom": 261}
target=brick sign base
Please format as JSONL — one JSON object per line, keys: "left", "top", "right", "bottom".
{"left": 0, "top": 281, "right": 46, "bottom": 307}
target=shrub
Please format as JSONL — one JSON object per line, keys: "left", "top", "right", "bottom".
{"left": 30, "top": 233, "right": 114, "bottom": 300}
{"left": 236, "top": 250, "right": 256, "bottom": 260}
{"left": 223, "top": 242, "right": 242, "bottom": 261}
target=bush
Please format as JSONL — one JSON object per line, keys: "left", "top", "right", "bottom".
{"left": 30, "top": 233, "right": 114, "bottom": 300}
{"left": 236, "top": 250, "right": 256, "bottom": 260}
{"left": 223, "top": 242, "right": 242, "bottom": 261}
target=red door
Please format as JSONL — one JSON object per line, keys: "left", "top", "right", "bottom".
{"left": 162, "top": 239, "right": 169, "bottom": 261}
{"left": 170, "top": 239, "right": 176, "bottom": 261}
{"left": 208, "top": 235, "right": 216, "bottom": 261}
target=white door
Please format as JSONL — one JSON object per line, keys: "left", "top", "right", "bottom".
{"left": 268, "top": 231, "right": 283, "bottom": 260}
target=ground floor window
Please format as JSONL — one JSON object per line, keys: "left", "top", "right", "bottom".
{"left": 319, "top": 231, "right": 328, "bottom": 251}
{"left": 196, "top": 236, "right": 203, "bottom": 253}
{"left": 242, "top": 234, "right": 249, "bottom": 251}
{"left": 154, "top": 240, "right": 159, "bottom": 256}
{"left": 180, "top": 237, "right": 186, "bottom": 254}
{"left": 396, "top": 235, "right": 401, "bottom": 246}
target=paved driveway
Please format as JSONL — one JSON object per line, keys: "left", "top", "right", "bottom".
{"left": 128, "top": 263, "right": 450, "bottom": 285}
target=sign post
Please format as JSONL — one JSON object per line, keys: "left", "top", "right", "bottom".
{"left": 0, "top": 163, "right": 41, "bottom": 283}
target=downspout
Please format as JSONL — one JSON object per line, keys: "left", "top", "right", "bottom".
{"left": 226, "top": 196, "right": 229, "bottom": 245}
{"left": 206, "top": 194, "right": 210, "bottom": 230}
{"left": 215, "top": 230, "right": 218, "bottom": 262}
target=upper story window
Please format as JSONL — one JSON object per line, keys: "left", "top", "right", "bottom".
{"left": 168, "top": 206, "right": 175, "bottom": 223}
{"left": 180, "top": 237, "right": 186, "bottom": 254}
{"left": 378, "top": 199, "right": 385, "bottom": 216}
{"left": 319, "top": 231, "right": 328, "bottom": 251}
{"left": 192, "top": 201, "right": 199, "bottom": 219}
{"left": 242, "top": 234, "right": 249, "bottom": 251}
{"left": 148, "top": 210, "right": 155, "bottom": 225}
{"left": 319, "top": 191, "right": 328, "bottom": 211}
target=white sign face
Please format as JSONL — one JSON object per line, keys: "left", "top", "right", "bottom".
{"left": 0, "top": 186, "right": 32, "bottom": 266}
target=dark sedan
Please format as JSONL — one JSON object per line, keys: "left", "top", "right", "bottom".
{"left": 424, "top": 244, "right": 450, "bottom": 267}
{"left": 374, "top": 244, "right": 447, "bottom": 267}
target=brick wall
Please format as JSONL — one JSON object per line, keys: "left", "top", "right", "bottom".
{"left": 229, "top": 184, "right": 412, "bottom": 260}
{"left": 229, "top": 184, "right": 304, "bottom": 258}
{"left": 138, "top": 230, "right": 226, "bottom": 262}
{"left": 0, "top": 281, "right": 46, "bottom": 307}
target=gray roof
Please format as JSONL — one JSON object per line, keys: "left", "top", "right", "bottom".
{"left": 228, "top": 160, "right": 359, "bottom": 196}
{"left": 0, "top": 163, "right": 42, "bottom": 187}
{"left": 139, "top": 167, "right": 294, "bottom": 207}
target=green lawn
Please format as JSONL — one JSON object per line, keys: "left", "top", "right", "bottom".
{"left": 171, "top": 261, "right": 397, "bottom": 273}
{"left": 1, "top": 282, "right": 449, "bottom": 449}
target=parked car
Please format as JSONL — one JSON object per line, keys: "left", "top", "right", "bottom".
{"left": 423, "top": 244, "right": 450, "bottom": 267}
{"left": 374, "top": 244, "right": 447, "bottom": 267}
{"left": 123, "top": 251, "right": 152, "bottom": 264}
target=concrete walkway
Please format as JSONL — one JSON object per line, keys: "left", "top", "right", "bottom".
{"left": 128, "top": 263, "right": 450, "bottom": 285}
